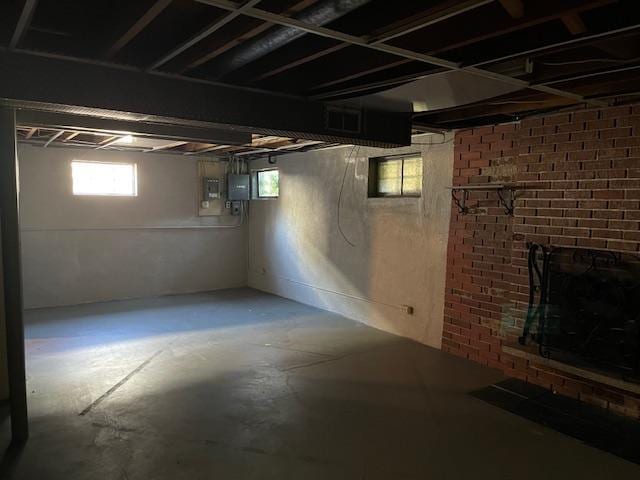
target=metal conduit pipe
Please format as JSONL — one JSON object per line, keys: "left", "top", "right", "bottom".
{"left": 207, "top": 0, "right": 371, "bottom": 79}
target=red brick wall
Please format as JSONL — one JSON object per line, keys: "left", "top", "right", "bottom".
{"left": 443, "top": 104, "right": 640, "bottom": 419}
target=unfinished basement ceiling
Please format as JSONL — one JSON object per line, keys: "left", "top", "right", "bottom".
{"left": 15, "top": 124, "right": 336, "bottom": 157}
{"left": 2, "top": 0, "right": 640, "bottom": 139}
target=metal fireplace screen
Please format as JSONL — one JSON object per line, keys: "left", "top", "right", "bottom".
{"left": 519, "top": 244, "right": 640, "bottom": 382}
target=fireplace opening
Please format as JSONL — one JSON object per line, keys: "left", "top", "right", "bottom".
{"left": 519, "top": 244, "right": 640, "bottom": 383}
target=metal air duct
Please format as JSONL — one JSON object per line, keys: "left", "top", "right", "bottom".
{"left": 208, "top": 0, "right": 371, "bottom": 79}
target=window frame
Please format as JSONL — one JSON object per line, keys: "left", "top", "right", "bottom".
{"left": 368, "top": 153, "right": 422, "bottom": 198}
{"left": 255, "top": 168, "right": 280, "bottom": 199}
{"left": 71, "top": 160, "right": 138, "bottom": 197}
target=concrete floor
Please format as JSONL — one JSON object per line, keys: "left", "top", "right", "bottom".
{"left": 1, "top": 288, "right": 638, "bottom": 479}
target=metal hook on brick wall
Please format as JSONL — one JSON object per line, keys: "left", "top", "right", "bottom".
{"left": 451, "top": 189, "right": 469, "bottom": 215}
{"left": 497, "top": 188, "right": 515, "bottom": 215}
{"left": 448, "top": 185, "right": 516, "bottom": 216}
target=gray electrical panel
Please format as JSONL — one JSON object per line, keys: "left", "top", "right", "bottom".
{"left": 228, "top": 174, "right": 250, "bottom": 200}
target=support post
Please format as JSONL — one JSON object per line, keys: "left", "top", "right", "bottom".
{"left": 0, "top": 107, "right": 28, "bottom": 443}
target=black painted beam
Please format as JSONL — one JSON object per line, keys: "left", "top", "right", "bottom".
{"left": 0, "top": 107, "right": 29, "bottom": 444}
{"left": 0, "top": 51, "right": 411, "bottom": 147}
{"left": 16, "top": 110, "right": 251, "bottom": 145}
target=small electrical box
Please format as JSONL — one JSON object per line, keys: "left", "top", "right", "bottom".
{"left": 202, "top": 177, "right": 220, "bottom": 200}
{"left": 228, "top": 174, "right": 250, "bottom": 201}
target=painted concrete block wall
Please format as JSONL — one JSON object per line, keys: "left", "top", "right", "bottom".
{"left": 18, "top": 145, "right": 247, "bottom": 309}
{"left": 248, "top": 134, "right": 453, "bottom": 348}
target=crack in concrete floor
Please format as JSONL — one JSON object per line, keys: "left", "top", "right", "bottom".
{"left": 79, "top": 348, "right": 167, "bottom": 416}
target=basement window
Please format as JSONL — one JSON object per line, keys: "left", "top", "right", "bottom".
{"left": 71, "top": 161, "right": 137, "bottom": 196}
{"left": 368, "top": 153, "right": 422, "bottom": 197}
{"left": 256, "top": 169, "right": 279, "bottom": 198}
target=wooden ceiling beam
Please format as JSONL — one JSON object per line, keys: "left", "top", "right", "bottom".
{"left": 251, "top": 0, "right": 492, "bottom": 82}
{"left": 369, "top": 0, "right": 494, "bottom": 45}
{"left": 313, "top": 21, "right": 640, "bottom": 101}
{"left": 539, "top": 63, "right": 640, "bottom": 87}
{"left": 498, "top": 0, "right": 524, "bottom": 19}
{"left": 252, "top": 43, "right": 348, "bottom": 82}
{"left": 421, "top": 0, "right": 613, "bottom": 57}
{"left": 181, "top": 142, "right": 214, "bottom": 152}
{"left": 277, "top": 0, "right": 613, "bottom": 100}
{"left": 251, "top": 138, "right": 296, "bottom": 148}
{"left": 250, "top": 135, "right": 287, "bottom": 146}
{"left": 185, "top": 144, "right": 228, "bottom": 155}
{"left": 144, "top": 141, "right": 189, "bottom": 152}
{"left": 63, "top": 132, "right": 80, "bottom": 142}
{"left": 96, "top": 135, "right": 120, "bottom": 149}
{"left": 310, "top": 59, "right": 413, "bottom": 92}
{"left": 17, "top": 110, "right": 250, "bottom": 146}
{"left": 107, "top": 0, "right": 173, "bottom": 59}
{"left": 182, "top": 0, "right": 318, "bottom": 73}
{"left": 181, "top": 21, "right": 272, "bottom": 73}
{"left": 561, "top": 13, "right": 587, "bottom": 35}
{"left": 571, "top": 73, "right": 640, "bottom": 98}
{"left": 43, "top": 130, "right": 65, "bottom": 148}
{"left": 10, "top": 0, "right": 38, "bottom": 49}
{"left": 149, "top": 0, "right": 263, "bottom": 70}
{"left": 472, "top": 23, "right": 640, "bottom": 68}
{"left": 200, "top": 0, "right": 607, "bottom": 105}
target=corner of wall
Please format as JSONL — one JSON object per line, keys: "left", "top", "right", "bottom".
{"left": 247, "top": 136, "right": 454, "bottom": 350}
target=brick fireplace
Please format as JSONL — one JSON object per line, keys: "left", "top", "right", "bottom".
{"left": 443, "top": 103, "right": 640, "bottom": 419}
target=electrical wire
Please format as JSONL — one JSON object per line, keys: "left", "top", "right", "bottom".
{"left": 337, "top": 145, "right": 358, "bottom": 247}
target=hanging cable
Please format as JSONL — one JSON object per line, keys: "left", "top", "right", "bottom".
{"left": 337, "top": 145, "right": 358, "bottom": 248}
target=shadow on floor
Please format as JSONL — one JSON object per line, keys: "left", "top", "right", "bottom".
{"left": 0, "top": 434, "right": 26, "bottom": 479}
{"left": 472, "top": 378, "right": 640, "bottom": 465}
